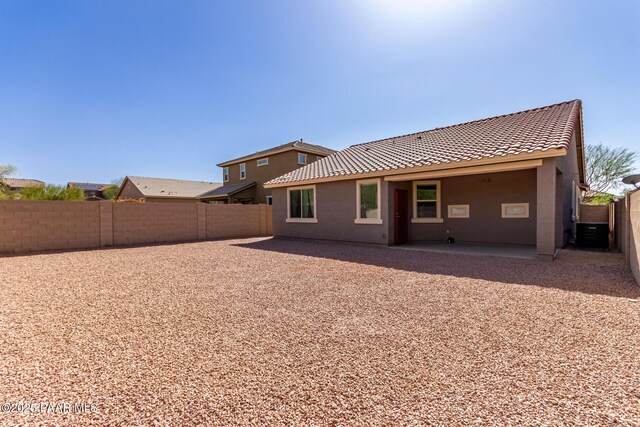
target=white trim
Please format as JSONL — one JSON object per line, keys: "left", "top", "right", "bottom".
{"left": 257, "top": 158, "right": 269, "bottom": 167}
{"left": 355, "top": 218, "right": 383, "bottom": 224}
{"left": 297, "top": 153, "right": 307, "bottom": 165}
{"left": 448, "top": 204, "right": 470, "bottom": 218}
{"left": 286, "top": 184, "right": 317, "bottom": 222}
{"left": 239, "top": 163, "right": 246, "bottom": 180}
{"left": 501, "top": 203, "right": 529, "bottom": 218}
{"left": 355, "top": 178, "right": 382, "bottom": 224}
{"left": 266, "top": 195, "right": 272, "bottom": 205}
{"left": 385, "top": 159, "right": 543, "bottom": 182}
{"left": 411, "top": 218, "right": 444, "bottom": 224}
{"left": 413, "top": 180, "right": 441, "bottom": 222}
{"left": 223, "top": 167, "right": 229, "bottom": 182}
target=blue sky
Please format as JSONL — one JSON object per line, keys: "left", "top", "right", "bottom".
{"left": 1, "top": 0, "right": 639, "bottom": 185}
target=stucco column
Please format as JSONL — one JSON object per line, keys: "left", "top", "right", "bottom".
{"left": 537, "top": 158, "right": 556, "bottom": 259}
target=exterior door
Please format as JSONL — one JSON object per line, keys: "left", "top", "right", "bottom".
{"left": 394, "top": 189, "right": 409, "bottom": 244}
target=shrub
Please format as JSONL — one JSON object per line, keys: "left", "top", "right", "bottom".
{"left": 19, "top": 185, "right": 85, "bottom": 201}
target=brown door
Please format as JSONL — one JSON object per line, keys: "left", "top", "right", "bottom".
{"left": 394, "top": 189, "right": 409, "bottom": 244}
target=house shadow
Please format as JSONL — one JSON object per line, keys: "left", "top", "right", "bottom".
{"left": 233, "top": 237, "right": 640, "bottom": 299}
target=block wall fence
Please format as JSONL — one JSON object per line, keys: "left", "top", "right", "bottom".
{"left": 620, "top": 190, "right": 640, "bottom": 286}
{"left": 0, "top": 201, "right": 272, "bottom": 255}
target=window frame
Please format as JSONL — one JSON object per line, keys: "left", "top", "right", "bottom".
{"left": 501, "top": 203, "right": 529, "bottom": 218}
{"left": 286, "top": 185, "right": 317, "bottom": 223}
{"left": 355, "top": 178, "right": 383, "bottom": 224}
{"left": 257, "top": 158, "right": 269, "bottom": 167}
{"left": 239, "top": 163, "right": 246, "bottom": 180}
{"left": 266, "top": 195, "right": 272, "bottom": 205}
{"left": 447, "top": 204, "right": 469, "bottom": 219}
{"left": 223, "top": 167, "right": 229, "bottom": 182}
{"left": 412, "top": 180, "right": 443, "bottom": 223}
{"left": 297, "top": 153, "right": 307, "bottom": 165}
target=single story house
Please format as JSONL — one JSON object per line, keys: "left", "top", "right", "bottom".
{"left": 265, "top": 100, "right": 587, "bottom": 259}
{"left": 67, "top": 182, "right": 111, "bottom": 201}
{"left": 116, "top": 176, "right": 222, "bottom": 203}
{"left": 3, "top": 178, "right": 44, "bottom": 191}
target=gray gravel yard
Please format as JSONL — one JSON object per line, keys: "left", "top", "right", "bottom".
{"left": 1, "top": 238, "right": 639, "bottom": 426}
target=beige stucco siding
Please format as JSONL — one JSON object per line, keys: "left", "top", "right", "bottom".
{"left": 118, "top": 180, "right": 145, "bottom": 200}
{"left": 224, "top": 151, "right": 323, "bottom": 204}
{"left": 554, "top": 131, "right": 582, "bottom": 245}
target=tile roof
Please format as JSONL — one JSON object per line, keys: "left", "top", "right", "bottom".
{"left": 3, "top": 178, "right": 44, "bottom": 188}
{"left": 217, "top": 140, "right": 336, "bottom": 167}
{"left": 266, "top": 100, "right": 582, "bottom": 186}
{"left": 197, "top": 181, "right": 256, "bottom": 199}
{"left": 67, "top": 182, "right": 111, "bottom": 191}
{"left": 122, "top": 176, "right": 222, "bottom": 198}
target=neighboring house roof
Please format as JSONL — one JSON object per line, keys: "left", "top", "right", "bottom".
{"left": 265, "top": 100, "right": 584, "bottom": 187}
{"left": 198, "top": 181, "right": 257, "bottom": 199}
{"left": 3, "top": 178, "right": 44, "bottom": 188}
{"left": 117, "top": 176, "right": 222, "bottom": 199}
{"left": 217, "top": 140, "right": 336, "bottom": 167}
{"left": 67, "top": 182, "right": 111, "bottom": 191}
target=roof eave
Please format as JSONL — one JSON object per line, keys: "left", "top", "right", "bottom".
{"left": 264, "top": 148, "right": 568, "bottom": 189}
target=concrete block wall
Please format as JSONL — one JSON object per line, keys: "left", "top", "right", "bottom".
{"left": 0, "top": 201, "right": 272, "bottom": 255}
{"left": 579, "top": 204, "right": 609, "bottom": 223}
{"left": 0, "top": 201, "right": 101, "bottom": 254}
{"left": 112, "top": 203, "right": 199, "bottom": 246}
{"left": 627, "top": 191, "right": 640, "bottom": 285}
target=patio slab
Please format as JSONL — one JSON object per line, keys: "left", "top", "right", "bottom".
{"left": 393, "top": 241, "right": 538, "bottom": 259}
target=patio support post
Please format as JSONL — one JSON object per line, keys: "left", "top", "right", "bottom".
{"left": 536, "top": 158, "right": 556, "bottom": 259}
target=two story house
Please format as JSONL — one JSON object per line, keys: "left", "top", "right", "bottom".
{"left": 200, "top": 140, "right": 335, "bottom": 204}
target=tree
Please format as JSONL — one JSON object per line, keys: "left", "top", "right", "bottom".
{"left": 0, "top": 164, "right": 16, "bottom": 188}
{"left": 19, "top": 184, "right": 85, "bottom": 201}
{"left": 585, "top": 143, "right": 638, "bottom": 203}
{"left": 102, "top": 177, "right": 124, "bottom": 200}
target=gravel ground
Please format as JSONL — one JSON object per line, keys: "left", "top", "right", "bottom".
{"left": 1, "top": 238, "right": 639, "bottom": 426}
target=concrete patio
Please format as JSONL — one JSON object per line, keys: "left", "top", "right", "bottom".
{"left": 392, "top": 241, "right": 538, "bottom": 259}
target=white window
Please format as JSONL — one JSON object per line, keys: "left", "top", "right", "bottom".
{"left": 286, "top": 185, "right": 317, "bottom": 223}
{"left": 257, "top": 158, "right": 269, "bottom": 167}
{"left": 298, "top": 153, "right": 307, "bottom": 165}
{"left": 239, "top": 163, "right": 246, "bottom": 180}
{"left": 223, "top": 167, "right": 229, "bottom": 182}
{"left": 355, "top": 178, "right": 382, "bottom": 224}
{"left": 266, "top": 196, "right": 272, "bottom": 205}
{"left": 412, "top": 181, "right": 443, "bottom": 223}
{"left": 448, "top": 204, "right": 469, "bottom": 218}
{"left": 502, "top": 203, "right": 529, "bottom": 218}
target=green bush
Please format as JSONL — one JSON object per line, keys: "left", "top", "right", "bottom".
{"left": 19, "top": 185, "right": 85, "bottom": 201}
{"left": 102, "top": 185, "right": 120, "bottom": 200}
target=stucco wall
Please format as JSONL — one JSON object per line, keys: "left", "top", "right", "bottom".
{"left": 554, "top": 131, "right": 582, "bottom": 245}
{"left": 0, "top": 201, "right": 272, "bottom": 255}
{"left": 272, "top": 179, "right": 390, "bottom": 245}
{"left": 272, "top": 169, "right": 537, "bottom": 246}
{"left": 405, "top": 169, "right": 537, "bottom": 245}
